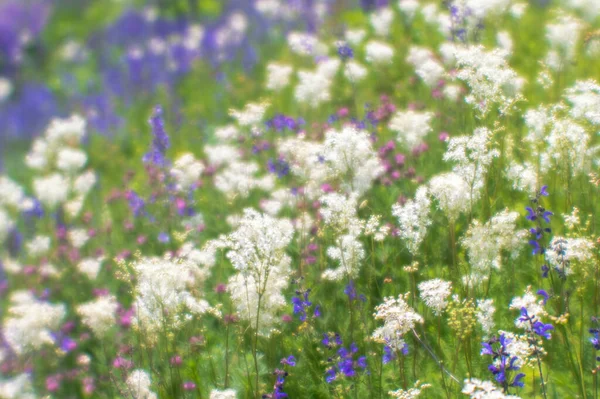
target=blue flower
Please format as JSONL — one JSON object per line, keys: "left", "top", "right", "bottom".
{"left": 382, "top": 345, "right": 395, "bottom": 364}
{"left": 537, "top": 289, "right": 549, "bottom": 305}
{"left": 281, "top": 355, "right": 296, "bottom": 367}
{"left": 532, "top": 321, "right": 554, "bottom": 339}
{"left": 337, "top": 43, "right": 354, "bottom": 60}
{"left": 143, "top": 105, "right": 170, "bottom": 167}
{"left": 512, "top": 373, "right": 526, "bottom": 387}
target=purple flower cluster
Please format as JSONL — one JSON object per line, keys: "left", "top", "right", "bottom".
{"left": 481, "top": 334, "right": 525, "bottom": 390}
{"left": 263, "top": 355, "right": 296, "bottom": 399}
{"left": 525, "top": 185, "right": 553, "bottom": 276}
{"left": 291, "top": 289, "right": 320, "bottom": 322}
{"left": 322, "top": 337, "right": 368, "bottom": 383}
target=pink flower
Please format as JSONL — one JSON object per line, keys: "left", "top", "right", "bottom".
{"left": 46, "top": 375, "right": 61, "bottom": 392}
{"left": 170, "top": 355, "right": 183, "bottom": 366}
{"left": 183, "top": 381, "right": 196, "bottom": 391}
{"left": 112, "top": 357, "right": 133, "bottom": 369}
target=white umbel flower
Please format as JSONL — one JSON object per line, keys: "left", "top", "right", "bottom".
{"left": 3, "top": 291, "right": 66, "bottom": 355}
{"left": 322, "top": 126, "right": 384, "bottom": 195}
{"left": 0, "top": 373, "right": 37, "bottom": 399}
{"left": 295, "top": 69, "right": 332, "bottom": 108}
{"left": 33, "top": 173, "right": 69, "bottom": 209}
{"left": 229, "top": 102, "right": 269, "bottom": 127}
{"left": 266, "top": 63, "right": 293, "bottom": 91}
{"left": 389, "top": 110, "right": 434, "bottom": 149}
{"left": 565, "top": 80, "right": 600, "bottom": 125}
{"left": 126, "top": 370, "right": 157, "bottom": 399}
{"left": 428, "top": 172, "right": 472, "bottom": 221}
{"left": 210, "top": 389, "right": 238, "bottom": 399}
{"left": 418, "top": 279, "right": 452, "bottom": 315}
{"left": 56, "top": 148, "right": 87, "bottom": 173}
{"left": 476, "top": 299, "right": 496, "bottom": 336}
{"left": 224, "top": 209, "right": 293, "bottom": 334}
{"left": 546, "top": 236, "right": 595, "bottom": 276}
{"left": 77, "top": 295, "right": 119, "bottom": 337}
{"left": 462, "top": 210, "right": 526, "bottom": 283}
{"left": 392, "top": 186, "right": 431, "bottom": 255}
{"left": 370, "top": 7, "right": 395, "bottom": 36}
{"left": 78, "top": 257, "right": 105, "bottom": 280}
{"left": 131, "top": 255, "right": 210, "bottom": 337}
{"left": 171, "top": 153, "right": 204, "bottom": 191}
{"left": 372, "top": 294, "right": 423, "bottom": 351}
{"left": 0, "top": 176, "right": 25, "bottom": 208}
{"left": 509, "top": 287, "right": 547, "bottom": 330}
{"left": 462, "top": 378, "right": 521, "bottom": 398}
{"left": 365, "top": 40, "right": 395, "bottom": 64}
{"left": 25, "top": 236, "right": 51, "bottom": 257}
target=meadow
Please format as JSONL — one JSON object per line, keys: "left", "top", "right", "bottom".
{"left": 1, "top": 0, "right": 600, "bottom": 398}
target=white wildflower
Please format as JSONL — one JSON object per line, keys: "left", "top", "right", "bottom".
{"left": 77, "top": 295, "right": 119, "bottom": 337}
{"left": 3, "top": 291, "right": 66, "bottom": 355}
{"left": 418, "top": 279, "right": 452, "bottom": 315}
{"left": 389, "top": 110, "right": 434, "bottom": 149}
{"left": 266, "top": 63, "right": 293, "bottom": 91}
{"left": 373, "top": 294, "right": 423, "bottom": 351}
{"left": 392, "top": 186, "right": 431, "bottom": 255}
{"left": 171, "top": 153, "right": 204, "bottom": 191}
{"left": 126, "top": 370, "right": 157, "bottom": 399}
{"left": 476, "top": 299, "right": 495, "bottom": 336}
{"left": 365, "top": 40, "right": 395, "bottom": 64}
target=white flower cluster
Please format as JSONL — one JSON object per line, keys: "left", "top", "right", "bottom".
{"left": 372, "top": 294, "right": 423, "bottom": 351}
{"left": 545, "top": 15, "right": 583, "bottom": 71}
{"left": 170, "top": 153, "right": 204, "bottom": 191}
{"left": 287, "top": 31, "right": 327, "bottom": 56}
{"left": 509, "top": 287, "right": 547, "bottom": 330}
{"left": 364, "top": 214, "right": 390, "bottom": 242}
{"left": 428, "top": 172, "right": 472, "bottom": 221}
{"left": 406, "top": 46, "right": 445, "bottom": 87}
{"left": 565, "top": 80, "right": 600, "bottom": 125}
{"left": 319, "top": 193, "right": 367, "bottom": 281}
{"left": 266, "top": 63, "right": 293, "bottom": 91}
{"left": 392, "top": 186, "right": 431, "bottom": 255}
{"left": 126, "top": 370, "right": 157, "bottom": 399}
{"left": 214, "top": 161, "right": 275, "bottom": 199}
{"left": 322, "top": 126, "right": 384, "bottom": 195}
{"left": 223, "top": 209, "right": 293, "bottom": 334}
{"left": 388, "top": 381, "right": 431, "bottom": 398}
{"left": 77, "top": 295, "right": 119, "bottom": 338}
{"left": 462, "top": 210, "right": 526, "bottom": 284}
{"left": 365, "top": 40, "right": 395, "bottom": 65}
{"left": 454, "top": 45, "right": 524, "bottom": 116}
{"left": 131, "top": 255, "right": 211, "bottom": 337}
{"left": 546, "top": 236, "right": 595, "bottom": 276}
{"left": 229, "top": 101, "right": 270, "bottom": 127}
{"left": 370, "top": 7, "right": 395, "bottom": 36}
{"left": 476, "top": 299, "right": 496, "bottom": 336}
{"left": 443, "top": 127, "right": 499, "bottom": 195}
{"left": 389, "top": 110, "right": 434, "bottom": 149}
{"left": 77, "top": 257, "right": 105, "bottom": 280}
{"left": 277, "top": 135, "right": 330, "bottom": 199}
{"left": 0, "top": 374, "right": 37, "bottom": 399}
{"left": 496, "top": 330, "right": 542, "bottom": 368}
{"left": 462, "top": 379, "right": 521, "bottom": 398}
{"left": 295, "top": 59, "right": 339, "bottom": 108}
{"left": 418, "top": 279, "right": 452, "bottom": 315}
{"left": 210, "top": 388, "right": 238, "bottom": 399}
{"left": 25, "top": 115, "right": 96, "bottom": 216}
{"left": 3, "top": 291, "right": 66, "bottom": 355}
